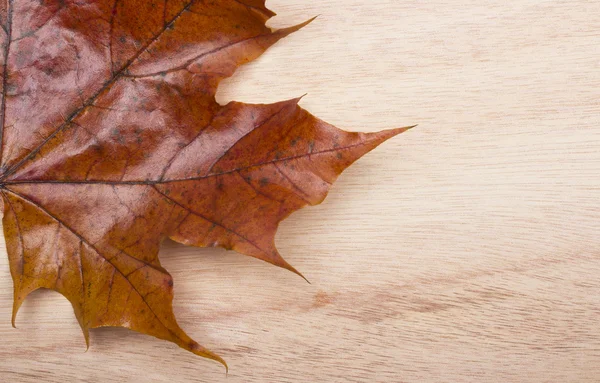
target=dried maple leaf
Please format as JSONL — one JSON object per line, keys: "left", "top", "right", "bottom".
{"left": 0, "top": 0, "right": 412, "bottom": 367}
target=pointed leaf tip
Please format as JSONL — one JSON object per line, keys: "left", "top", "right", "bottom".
{"left": 11, "top": 299, "right": 20, "bottom": 328}
{"left": 276, "top": 16, "right": 318, "bottom": 37}
{"left": 386, "top": 124, "right": 418, "bottom": 137}
{"left": 285, "top": 262, "right": 311, "bottom": 284}
{"left": 366, "top": 124, "right": 416, "bottom": 145}
{"left": 83, "top": 329, "right": 90, "bottom": 351}
{"left": 195, "top": 347, "right": 228, "bottom": 372}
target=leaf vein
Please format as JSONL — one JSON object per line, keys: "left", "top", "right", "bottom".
{"left": 3, "top": 188, "right": 181, "bottom": 340}
{"left": 0, "top": 0, "right": 195, "bottom": 180}
{"left": 4, "top": 140, "right": 374, "bottom": 185}
{"left": 0, "top": 0, "right": 13, "bottom": 167}
{"left": 152, "top": 185, "right": 270, "bottom": 256}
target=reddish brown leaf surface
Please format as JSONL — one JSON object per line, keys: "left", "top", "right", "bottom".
{"left": 0, "top": 0, "right": 412, "bottom": 367}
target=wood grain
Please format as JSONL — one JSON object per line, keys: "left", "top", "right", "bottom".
{"left": 1, "top": 1, "right": 599, "bottom": 382}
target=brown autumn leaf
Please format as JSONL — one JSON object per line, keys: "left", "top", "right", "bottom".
{"left": 0, "top": 0, "right": 412, "bottom": 367}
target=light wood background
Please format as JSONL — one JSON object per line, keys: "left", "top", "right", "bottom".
{"left": 1, "top": 1, "right": 600, "bottom": 382}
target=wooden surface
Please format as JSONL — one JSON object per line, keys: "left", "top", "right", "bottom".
{"left": 1, "top": 1, "right": 600, "bottom": 382}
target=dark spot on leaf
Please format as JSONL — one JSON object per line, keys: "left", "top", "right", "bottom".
{"left": 5, "top": 82, "right": 17, "bottom": 96}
